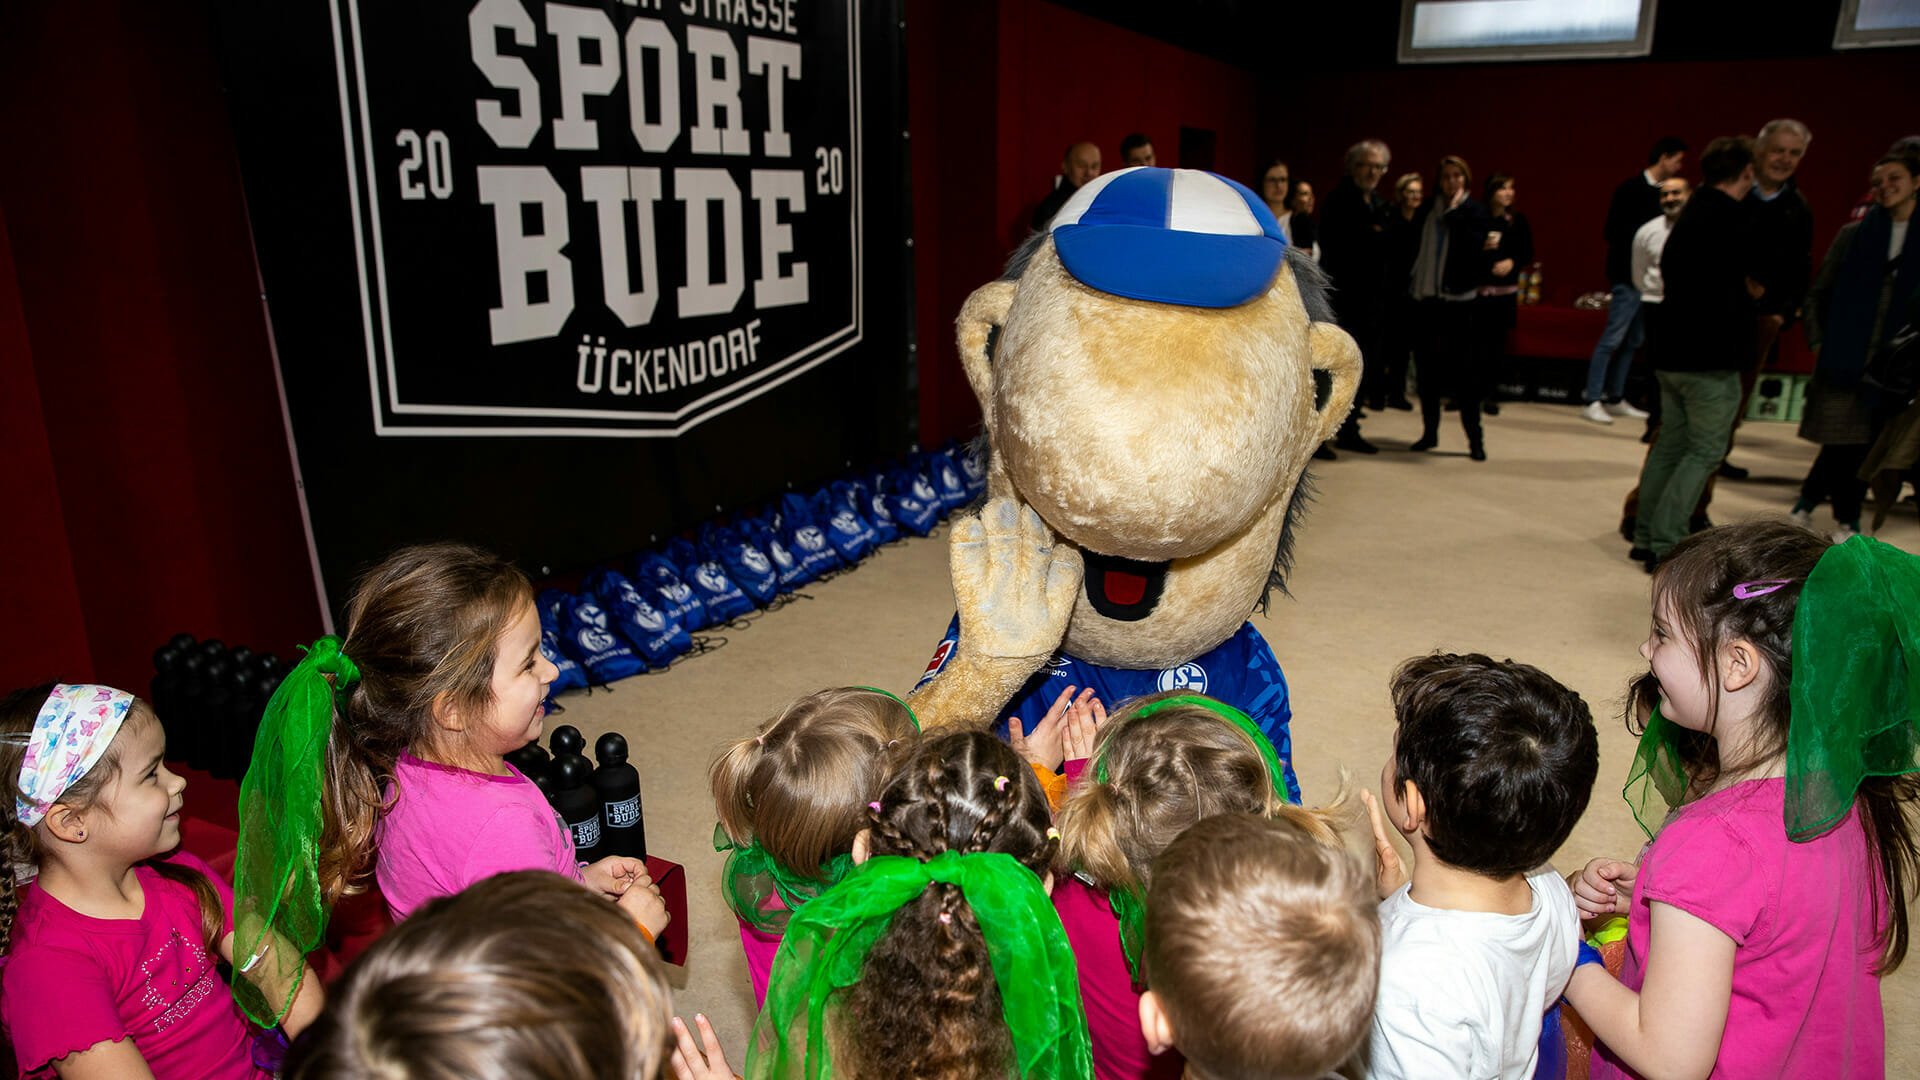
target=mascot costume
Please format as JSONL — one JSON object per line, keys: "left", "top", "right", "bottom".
{"left": 907, "top": 166, "right": 1361, "bottom": 801}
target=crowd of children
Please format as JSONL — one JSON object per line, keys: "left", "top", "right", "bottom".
{"left": 2, "top": 520, "right": 1916, "bottom": 1077}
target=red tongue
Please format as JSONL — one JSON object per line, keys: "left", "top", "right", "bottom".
{"left": 1102, "top": 569, "right": 1147, "bottom": 606}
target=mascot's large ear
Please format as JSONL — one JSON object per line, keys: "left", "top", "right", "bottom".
{"left": 1308, "top": 322, "right": 1363, "bottom": 443}
{"left": 956, "top": 280, "right": 1018, "bottom": 427}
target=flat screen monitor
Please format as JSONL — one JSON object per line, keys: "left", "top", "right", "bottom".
{"left": 1834, "top": 0, "right": 1920, "bottom": 49}
{"left": 1398, "top": 0, "right": 1657, "bottom": 64}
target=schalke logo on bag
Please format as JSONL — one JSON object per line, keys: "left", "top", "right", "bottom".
{"left": 742, "top": 546, "right": 772, "bottom": 574}
{"left": 694, "top": 562, "right": 733, "bottom": 593}
{"left": 576, "top": 604, "right": 618, "bottom": 652}
{"left": 796, "top": 525, "right": 827, "bottom": 551}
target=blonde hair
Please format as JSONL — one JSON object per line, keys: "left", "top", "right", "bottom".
{"left": 710, "top": 687, "right": 918, "bottom": 876}
{"left": 286, "top": 871, "right": 672, "bottom": 1079}
{"left": 319, "top": 543, "right": 533, "bottom": 904}
{"left": 1057, "top": 692, "right": 1341, "bottom": 900}
{"left": 1146, "top": 813, "right": 1379, "bottom": 1080}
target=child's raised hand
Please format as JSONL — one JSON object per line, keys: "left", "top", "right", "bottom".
{"left": 669, "top": 1014, "right": 738, "bottom": 1080}
{"left": 615, "top": 871, "right": 671, "bottom": 939}
{"left": 1359, "top": 789, "right": 1410, "bottom": 901}
{"left": 1061, "top": 693, "right": 1107, "bottom": 763}
{"left": 1009, "top": 685, "right": 1090, "bottom": 771}
{"left": 583, "top": 855, "right": 645, "bottom": 899}
{"left": 1570, "top": 857, "right": 1636, "bottom": 920}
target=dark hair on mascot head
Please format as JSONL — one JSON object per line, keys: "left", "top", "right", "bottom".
{"left": 994, "top": 237, "right": 1329, "bottom": 613}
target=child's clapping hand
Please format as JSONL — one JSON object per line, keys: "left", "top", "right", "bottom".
{"left": 669, "top": 1014, "right": 738, "bottom": 1080}
{"left": 1009, "top": 685, "right": 1095, "bottom": 771}
{"left": 584, "top": 854, "right": 645, "bottom": 898}
{"left": 1569, "top": 856, "right": 1636, "bottom": 921}
{"left": 1359, "top": 789, "right": 1410, "bottom": 901}
{"left": 1060, "top": 690, "right": 1107, "bottom": 763}
{"left": 614, "top": 870, "right": 672, "bottom": 939}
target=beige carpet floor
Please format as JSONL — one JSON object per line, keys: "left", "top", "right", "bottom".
{"left": 549, "top": 401, "right": 1919, "bottom": 1072}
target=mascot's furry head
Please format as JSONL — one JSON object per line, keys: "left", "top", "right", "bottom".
{"left": 912, "top": 167, "right": 1360, "bottom": 730}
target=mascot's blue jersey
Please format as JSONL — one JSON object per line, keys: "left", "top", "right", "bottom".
{"left": 915, "top": 617, "right": 1302, "bottom": 803}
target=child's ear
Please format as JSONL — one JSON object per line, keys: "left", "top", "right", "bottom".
{"left": 851, "top": 828, "right": 871, "bottom": 865}
{"left": 43, "top": 803, "right": 89, "bottom": 845}
{"left": 1401, "top": 779, "right": 1429, "bottom": 836}
{"left": 430, "top": 691, "right": 466, "bottom": 734}
{"left": 1721, "top": 638, "right": 1765, "bottom": 693}
{"left": 1138, "top": 990, "right": 1177, "bottom": 1056}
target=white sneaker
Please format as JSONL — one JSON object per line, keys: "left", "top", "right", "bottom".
{"left": 1831, "top": 524, "right": 1860, "bottom": 543}
{"left": 1606, "top": 400, "right": 1651, "bottom": 419}
{"left": 1788, "top": 506, "right": 1813, "bottom": 528}
{"left": 1580, "top": 401, "right": 1614, "bottom": 425}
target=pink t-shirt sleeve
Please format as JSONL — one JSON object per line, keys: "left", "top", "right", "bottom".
{"left": 2, "top": 942, "right": 127, "bottom": 1074}
{"left": 461, "top": 803, "right": 585, "bottom": 884}
{"left": 1638, "top": 811, "right": 1767, "bottom": 945}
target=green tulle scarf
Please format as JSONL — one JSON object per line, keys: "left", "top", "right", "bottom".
{"left": 748, "top": 850, "right": 1092, "bottom": 1079}
{"left": 715, "top": 823, "right": 855, "bottom": 933}
{"left": 229, "top": 636, "right": 358, "bottom": 1026}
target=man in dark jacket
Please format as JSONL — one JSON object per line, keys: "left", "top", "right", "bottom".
{"left": 1581, "top": 136, "right": 1687, "bottom": 424}
{"left": 1031, "top": 141, "right": 1101, "bottom": 231}
{"left": 1318, "top": 138, "right": 1393, "bottom": 456}
{"left": 1630, "top": 136, "right": 1759, "bottom": 568}
{"left": 1719, "top": 118, "right": 1815, "bottom": 479}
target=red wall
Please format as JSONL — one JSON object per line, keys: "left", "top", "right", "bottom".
{"left": 909, "top": 0, "right": 1261, "bottom": 446}
{"left": 1262, "top": 53, "right": 1917, "bottom": 308}
{"left": 0, "top": 2, "right": 323, "bottom": 694}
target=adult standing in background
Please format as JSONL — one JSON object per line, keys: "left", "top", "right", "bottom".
{"left": 1320, "top": 139, "right": 1394, "bottom": 456}
{"left": 1288, "top": 180, "right": 1321, "bottom": 262}
{"left": 1374, "top": 173, "right": 1426, "bottom": 413}
{"left": 1629, "top": 136, "right": 1759, "bottom": 570}
{"left": 1261, "top": 159, "right": 1305, "bottom": 246}
{"left": 1031, "top": 141, "right": 1101, "bottom": 231}
{"left": 1721, "top": 118, "right": 1815, "bottom": 480}
{"left": 1581, "top": 137, "right": 1688, "bottom": 425}
{"left": 1792, "top": 150, "right": 1920, "bottom": 540}
{"left": 1477, "top": 173, "right": 1534, "bottom": 417}
{"left": 1408, "top": 155, "right": 1490, "bottom": 460}
{"left": 1120, "top": 133, "right": 1157, "bottom": 168}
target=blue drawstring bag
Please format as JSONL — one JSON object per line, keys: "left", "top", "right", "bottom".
{"left": 778, "top": 492, "right": 844, "bottom": 578}
{"left": 883, "top": 464, "right": 941, "bottom": 536}
{"left": 813, "top": 487, "right": 876, "bottom": 563}
{"left": 839, "top": 477, "right": 899, "bottom": 546}
{"left": 668, "top": 537, "right": 755, "bottom": 623}
{"left": 585, "top": 568, "right": 691, "bottom": 668}
{"left": 535, "top": 589, "right": 590, "bottom": 694}
{"left": 632, "top": 550, "right": 710, "bottom": 632}
{"left": 743, "top": 510, "right": 808, "bottom": 592}
{"left": 923, "top": 449, "right": 971, "bottom": 514}
{"left": 557, "top": 591, "right": 648, "bottom": 684}
{"left": 702, "top": 521, "right": 778, "bottom": 606}
{"left": 951, "top": 440, "right": 988, "bottom": 500}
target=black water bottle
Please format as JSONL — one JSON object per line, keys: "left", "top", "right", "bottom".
{"left": 549, "top": 724, "right": 585, "bottom": 760}
{"left": 151, "top": 636, "right": 191, "bottom": 756}
{"left": 592, "top": 733, "right": 646, "bottom": 860}
{"left": 505, "top": 740, "right": 551, "bottom": 783}
{"left": 548, "top": 756, "right": 603, "bottom": 863}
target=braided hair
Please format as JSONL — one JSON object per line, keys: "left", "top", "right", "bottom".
{"left": 841, "top": 731, "right": 1057, "bottom": 1079}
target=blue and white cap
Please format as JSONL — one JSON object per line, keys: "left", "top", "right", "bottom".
{"left": 1050, "top": 166, "right": 1288, "bottom": 308}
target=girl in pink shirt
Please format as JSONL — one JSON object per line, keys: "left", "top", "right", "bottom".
{"left": 707, "top": 685, "right": 918, "bottom": 1004}
{"left": 1055, "top": 691, "right": 1343, "bottom": 1080}
{"left": 316, "top": 544, "right": 667, "bottom": 933}
{"left": 1566, "top": 524, "right": 1920, "bottom": 1079}
{"left": 0, "top": 683, "right": 320, "bottom": 1078}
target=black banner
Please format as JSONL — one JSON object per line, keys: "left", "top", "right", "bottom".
{"left": 212, "top": 0, "right": 909, "bottom": 607}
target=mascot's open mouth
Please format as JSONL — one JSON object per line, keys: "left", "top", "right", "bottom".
{"left": 1081, "top": 550, "right": 1172, "bottom": 621}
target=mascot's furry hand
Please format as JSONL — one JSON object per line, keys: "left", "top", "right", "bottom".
{"left": 952, "top": 497, "right": 1083, "bottom": 660}
{"left": 910, "top": 497, "right": 1082, "bottom": 732}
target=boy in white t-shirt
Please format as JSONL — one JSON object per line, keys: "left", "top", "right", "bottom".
{"left": 1359, "top": 653, "right": 1601, "bottom": 1080}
